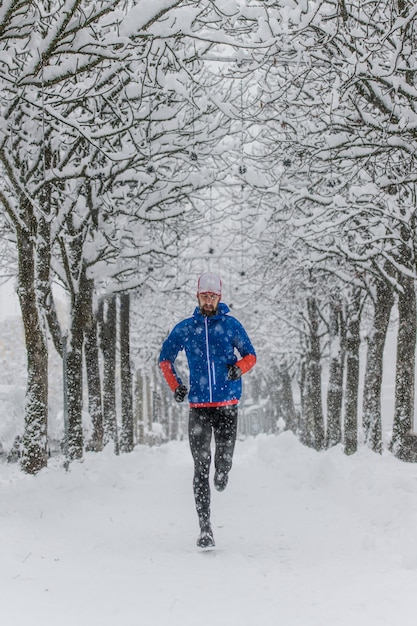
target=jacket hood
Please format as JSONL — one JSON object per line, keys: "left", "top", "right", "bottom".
{"left": 193, "top": 301, "right": 230, "bottom": 320}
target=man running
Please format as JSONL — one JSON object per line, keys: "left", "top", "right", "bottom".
{"left": 159, "top": 272, "right": 256, "bottom": 548}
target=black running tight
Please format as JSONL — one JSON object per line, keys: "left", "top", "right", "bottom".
{"left": 188, "top": 405, "right": 238, "bottom": 530}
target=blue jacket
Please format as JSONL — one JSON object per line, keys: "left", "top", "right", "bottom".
{"left": 159, "top": 303, "right": 256, "bottom": 407}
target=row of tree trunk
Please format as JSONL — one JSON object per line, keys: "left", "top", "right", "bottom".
{"left": 287, "top": 271, "right": 417, "bottom": 461}
{"left": 19, "top": 274, "right": 135, "bottom": 473}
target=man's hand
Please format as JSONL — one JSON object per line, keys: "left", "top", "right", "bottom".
{"left": 174, "top": 384, "right": 188, "bottom": 402}
{"left": 227, "top": 364, "right": 242, "bottom": 380}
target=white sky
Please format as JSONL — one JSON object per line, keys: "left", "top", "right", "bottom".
{"left": 0, "top": 282, "right": 19, "bottom": 321}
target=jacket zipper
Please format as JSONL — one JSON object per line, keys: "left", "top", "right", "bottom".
{"left": 204, "top": 317, "right": 213, "bottom": 402}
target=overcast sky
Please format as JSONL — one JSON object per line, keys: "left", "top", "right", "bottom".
{"left": 0, "top": 282, "right": 19, "bottom": 321}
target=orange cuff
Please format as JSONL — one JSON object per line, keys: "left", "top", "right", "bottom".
{"left": 236, "top": 353, "right": 256, "bottom": 375}
{"left": 159, "top": 360, "right": 179, "bottom": 392}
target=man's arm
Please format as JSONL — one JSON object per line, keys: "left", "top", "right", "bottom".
{"left": 227, "top": 319, "right": 257, "bottom": 379}
{"left": 159, "top": 325, "right": 188, "bottom": 401}
{"left": 159, "top": 360, "right": 180, "bottom": 391}
{"left": 235, "top": 353, "right": 256, "bottom": 374}
{"left": 160, "top": 360, "right": 188, "bottom": 402}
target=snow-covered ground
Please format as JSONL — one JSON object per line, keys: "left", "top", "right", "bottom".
{"left": 2, "top": 431, "right": 417, "bottom": 626}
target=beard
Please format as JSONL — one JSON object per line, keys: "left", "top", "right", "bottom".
{"left": 200, "top": 303, "right": 217, "bottom": 316}
{"left": 198, "top": 297, "right": 218, "bottom": 316}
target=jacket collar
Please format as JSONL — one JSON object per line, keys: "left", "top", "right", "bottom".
{"left": 193, "top": 302, "right": 230, "bottom": 320}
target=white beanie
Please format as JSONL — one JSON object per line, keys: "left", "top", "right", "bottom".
{"left": 197, "top": 272, "right": 222, "bottom": 296}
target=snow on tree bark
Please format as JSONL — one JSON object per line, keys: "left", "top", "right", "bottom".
{"left": 84, "top": 279, "right": 104, "bottom": 453}
{"left": 343, "top": 289, "right": 362, "bottom": 456}
{"left": 326, "top": 297, "right": 346, "bottom": 449}
{"left": 120, "top": 292, "right": 134, "bottom": 453}
{"left": 135, "top": 369, "right": 145, "bottom": 445}
{"left": 16, "top": 213, "right": 48, "bottom": 474}
{"left": 270, "top": 361, "right": 298, "bottom": 435}
{"left": 362, "top": 275, "right": 394, "bottom": 454}
{"left": 392, "top": 272, "right": 416, "bottom": 459}
{"left": 301, "top": 296, "right": 324, "bottom": 451}
{"left": 99, "top": 295, "right": 119, "bottom": 452}
{"left": 65, "top": 264, "right": 93, "bottom": 460}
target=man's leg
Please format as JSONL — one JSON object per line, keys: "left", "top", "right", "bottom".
{"left": 213, "top": 405, "right": 238, "bottom": 491}
{"left": 188, "top": 408, "right": 213, "bottom": 532}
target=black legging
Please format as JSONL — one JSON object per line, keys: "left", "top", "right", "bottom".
{"left": 188, "top": 405, "right": 238, "bottom": 531}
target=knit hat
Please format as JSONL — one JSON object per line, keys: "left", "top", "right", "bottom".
{"left": 197, "top": 272, "right": 222, "bottom": 296}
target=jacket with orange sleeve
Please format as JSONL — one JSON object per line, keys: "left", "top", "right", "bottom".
{"left": 159, "top": 302, "right": 256, "bottom": 408}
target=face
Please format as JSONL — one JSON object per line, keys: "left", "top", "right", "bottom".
{"left": 197, "top": 292, "right": 220, "bottom": 316}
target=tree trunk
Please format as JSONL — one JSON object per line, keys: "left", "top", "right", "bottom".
{"left": 100, "top": 295, "right": 119, "bottom": 452}
{"left": 135, "top": 369, "right": 145, "bottom": 444}
{"left": 84, "top": 282, "right": 103, "bottom": 453}
{"left": 298, "top": 360, "right": 307, "bottom": 442}
{"left": 302, "top": 297, "right": 324, "bottom": 450}
{"left": 66, "top": 328, "right": 84, "bottom": 460}
{"left": 66, "top": 266, "right": 92, "bottom": 460}
{"left": 158, "top": 369, "right": 170, "bottom": 442}
{"left": 278, "top": 362, "right": 298, "bottom": 433}
{"left": 120, "top": 293, "right": 134, "bottom": 452}
{"left": 344, "top": 289, "right": 361, "bottom": 456}
{"left": 162, "top": 392, "right": 172, "bottom": 441}
{"left": 326, "top": 297, "right": 345, "bottom": 448}
{"left": 265, "top": 361, "right": 296, "bottom": 434}
{"left": 146, "top": 372, "right": 153, "bottom": 438}
{"left": 391, "top": 272, "right": 416, "bottom": 459}
{"left": 362, "top": 276, "right": 394, "bottom": 453}
{"left": 17, "top": 222, "right": 49, "bottom": 474}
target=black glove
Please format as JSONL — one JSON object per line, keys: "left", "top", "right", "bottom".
{"left": 174, "top": 384, "right": 188, "bottom": 402}
{"left": 227, "top": 364, "right": 242, "bottom": 380}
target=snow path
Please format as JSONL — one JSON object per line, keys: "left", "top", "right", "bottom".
{"left": 2, "top": 432, "right": 417, "bottom": 625}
